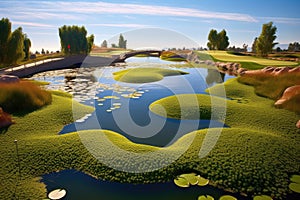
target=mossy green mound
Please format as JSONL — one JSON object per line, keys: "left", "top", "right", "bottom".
{"left": 0, "top": 91, "right": 94, "bottom": 199}
{"left": 151, "top": 78, "right": 299, "bottom": 137}
{"left": 149, "top": 94, "right": 226, "bottom": 120}
{"left": 113, "top": 67, "right": 188, "bottom": 83}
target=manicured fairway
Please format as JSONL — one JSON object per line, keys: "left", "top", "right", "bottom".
{"left": 206, "top": 51, "right": 298, "bottom": 67}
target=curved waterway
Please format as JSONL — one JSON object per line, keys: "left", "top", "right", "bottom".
{"left": 32, "top": 57, "right": 233, "bottom": 147}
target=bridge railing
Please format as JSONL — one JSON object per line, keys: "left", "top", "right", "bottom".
{"left": 0, "top": 57, "right": 64, "bottom": 75}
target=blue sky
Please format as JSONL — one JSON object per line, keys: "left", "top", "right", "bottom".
{"left": 1, "top": 0, "right": 300, "bottom": 51}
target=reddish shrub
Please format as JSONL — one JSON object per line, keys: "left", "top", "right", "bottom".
{"left": 0, "top": 81, "right": 52, "bottom": 114}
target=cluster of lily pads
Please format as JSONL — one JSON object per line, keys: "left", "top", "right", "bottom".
{"left": 173, "top": 172, "right": 237, "bottom": 200}
{"left": 173, "top": 173, "right": 277, "bottom": 200}
{"left": 289, "top": 174, "right": 300, "bottom": 193}
{"left": 174, "top": 173, "right": 209, "bottom": 188}
{"left": 31, "top": 67, "right": 150, "bottom": 113}
{"left": 94, "top": 86, "right": 148, "bottom": 113}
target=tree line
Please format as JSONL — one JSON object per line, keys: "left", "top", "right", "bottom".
{"left": 59, "top": 25, "right": 94, "bottom": 55}
{"left": 101, "top": 34, "right": 127, "bottom": 49}
{"left": 0, "top": 18, "right": 31, "bottom": 66}
{"left": 207, "top": 21, "right": 298, "bottom": 57}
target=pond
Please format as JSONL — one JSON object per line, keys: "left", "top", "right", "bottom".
{"left": 41, "top": 169, "right": 250, "bottom": 200}
{"left": 32, "top": 57, "right": 233, "bottom": 147}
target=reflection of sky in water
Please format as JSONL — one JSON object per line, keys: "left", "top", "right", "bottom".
{"left": 41, "top": 169, "right": 251, "bottom": 200}
{"left": 32, "top": 58, "right": 234, "bottom": 146}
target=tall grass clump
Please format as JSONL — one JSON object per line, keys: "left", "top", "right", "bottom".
{"left": 0, "top": 81, "right": 52, "bottom": 114}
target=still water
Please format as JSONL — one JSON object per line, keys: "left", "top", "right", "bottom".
{"left": 33, "top": 57, "right": 232, "bottom": 147}
{"left": 41, "top": 169, "right": 250, "bottom": 200}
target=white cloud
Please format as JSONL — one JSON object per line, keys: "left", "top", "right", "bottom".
{"left": 1, "top": 1, "right": 257, "bottom": 22}
{"left": 88, "top": 23, "right": 151, "bottom": 28}
{"left": 12, "top": 11, "right": 84, "bottom": 21}
{"left": 12, "top": 21, "right": 56, "bottom": 28}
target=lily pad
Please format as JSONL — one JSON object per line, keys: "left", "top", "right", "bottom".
{"left": 219, "top": 195, "right": 237, "bottom": 200}
{"left": 180, "top": 173, "right": 198, "bottom": 185}
{"left": 174, "top": 177, "right": 189, "bottom": 188}
{"left": 289, "top": 183, "right": 300, "bottom": 193}
{"left": 104, "top": 95, "right": 118, "bottom": 99}
{"left": 290, "top": 175, "right": 300, "bottom": 184}
{"left": 253, "top": 195, "right": 273, "bottom": 200}
{"left": 198, "top": 195, "right": 214, "bottom": 200}
{"left": 197, "top": 175, "right": 209, "bottom": 186}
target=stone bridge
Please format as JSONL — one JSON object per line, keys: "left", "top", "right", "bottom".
{"left": 2, "top": 50, "right": 162, "bottom": 78}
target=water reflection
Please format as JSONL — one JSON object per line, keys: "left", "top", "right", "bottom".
{"left": 206, "top": 69, "right": 225, "bottom": 86}
{"left": 32, "top": 60, "right": 234, "bottom": 147}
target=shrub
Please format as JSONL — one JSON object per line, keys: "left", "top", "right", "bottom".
{"left": 0, "top": 81, "right": 52, "bottom": 114}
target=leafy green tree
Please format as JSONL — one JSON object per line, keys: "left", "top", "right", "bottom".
{"left": 23, "top": 34, "right": 31, "bottom": 60}
{"left": 101, "top": 40, "right": 108, "bottom": 48}
{"left": 0, "top": 18, "right": 11, "bottom": 63}
{"left": 217, "top": 29, "right": 229, "bottom": 50}
{"left": 256, "top": 22, "right": 278, "bottom": 57}
{"left": 207, "top": 29, "right": 229, "bottom": 50}
{"left": 111, "top": 43, "right": 117, "bottom": 48}
{"left": 59, "top": 25, "right": 94, "bottom": 55}
{"left": 118, "top": 34, "right": 127, "bottom": 49}
{"left": 251, "top": 37, "right": 257, "bottom": 53}
{"left": 7, "top": 27, "right": 24, "bottom": 65}
{"left": 207, "top": 29, "right": 218, "bottom": 50}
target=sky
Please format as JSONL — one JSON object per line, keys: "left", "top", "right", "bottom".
{"left": 1, "top": 0, "right": 300, "bottom": 52}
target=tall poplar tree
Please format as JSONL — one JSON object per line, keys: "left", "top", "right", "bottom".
{"left": 0, "top": 18, "right": 11, "bottom": 63}
{"left": 7, "top": 27, "right": 24, "bottom": 65}
{"left": 118, "top": 34, "right": 127, "bottom": 49}
{"left": 256, "top": 22, "right": 278, "bottom": 57}
{"left": 23, "top": 34, "right": 31, "bottom": 60}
